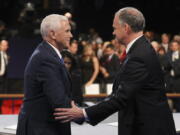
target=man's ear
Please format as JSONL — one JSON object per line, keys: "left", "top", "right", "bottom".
{"left": 124, "top": 23, "right": 131, "bottom": 35}
{"left": 49, "top": 30, "right": 56, "bottom": 40}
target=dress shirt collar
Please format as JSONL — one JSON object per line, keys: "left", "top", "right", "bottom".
{"left": 47, "top": 41, "right": 62, "bottom": 59}
{"left": 126, "top": 35, "right": 143, "bottom": 53}
{"left": 108, "top": 53, "right": 114, "bottom": 60}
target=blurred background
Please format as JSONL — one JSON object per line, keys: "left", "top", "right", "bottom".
{"left": 0, "top": 0, "right": 180, "bottom": 114}
{"left": 0, "top": 0, "right": 180, "bottom": 39}
{"left": 0, "top": 0, "right": 180, "bottom": 92}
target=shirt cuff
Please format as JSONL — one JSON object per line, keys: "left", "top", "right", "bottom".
{"left": 82, "top": 108, "right": 89, "bottom": 121}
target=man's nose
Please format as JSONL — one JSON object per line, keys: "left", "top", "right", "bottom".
{"left": 70, "top": 32, "right": 73, "bottom": 38}
{"left": 112, "top": 31, "right": 115, "bottom": 36}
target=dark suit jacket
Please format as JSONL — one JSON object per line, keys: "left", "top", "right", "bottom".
{"left": 16, "top": 41, "right": 72, "bottom": 135}
{"left": 85, "top": 36, "right": 176, "bottom": 135}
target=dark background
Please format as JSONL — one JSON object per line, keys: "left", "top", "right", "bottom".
{"left": 0, "top": 0, "right": 180, "bottom": 40}
{"left": 0, "top": 0, "right": 180, "bottom": 91}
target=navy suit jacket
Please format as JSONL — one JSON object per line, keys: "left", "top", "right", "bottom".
{"left": 16, "top": 41, "right": 72, "bottom": 135}
{"left": 85, "top": 36, "right": 176, "bottom": 135}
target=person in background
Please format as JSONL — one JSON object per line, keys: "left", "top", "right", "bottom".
{"left": 151, "top": 41, "right": 160, "bottom": 52}
{"left": 68, "top": 40, "right": 78, "bottom": 56}
{"left": 68, "top": 40, "right": 81, "bottom": 70}
{"left": 80, "top": 45, "right": 99, "bottom": 87}
{"left": 173, "top": 34, "right": 180, "bottom": 46}
{"left": 161, "top": 33, "right": 170, "bottom": 53}
{"left": 61, "top": 50, "right": 83, "bottom": 106}
{"left": 0, "top": 40, "right": 9, "bottom": 92}
{"left": 151, "top": 40, "right": 174, "bottom": 111}
{"left": 144, "top": 30, "right": 154, "bottom": 42}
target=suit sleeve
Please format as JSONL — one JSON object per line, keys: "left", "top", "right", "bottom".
{"left": 37, "top": 59, "right": 71, "bottom": 109}
{"left": 85, "top": 57, "right": 149, "bottom": 125}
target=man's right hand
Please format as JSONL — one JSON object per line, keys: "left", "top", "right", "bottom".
{"left": 54, "top": 101, "right": 85, "bottom": 123}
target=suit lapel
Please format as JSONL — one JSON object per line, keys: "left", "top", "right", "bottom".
{"left": 127, "top": 35, "right": 147, "bottom": 55}
{"left": 43, "top": 41, "right": 61, "bottom": 61}
{"left": 42, "top": 41, "right": 72, "bottom": 93}
{"left": 114, "top": 36, "right": 147, "bottom": 84}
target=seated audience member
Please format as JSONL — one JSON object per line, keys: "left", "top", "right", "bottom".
{"left": 61, "top": 50, "right": 83, "bottom": 106}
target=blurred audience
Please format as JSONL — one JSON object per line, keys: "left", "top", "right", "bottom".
{"left": 80, "top": 45, "right": 99, "bottom": 88}
{"left": 144, "top": 30, "right": 155, "bottom": 42}
{"left": 88, "top": 28, "right": 103, "bottom": 44}
{"left": 168, "top": 40, "right": 180, "bottom": 112}
{"left": 0, "top": 20, "right": 11, "bottom": 41}
{"left": 99, "top": 44, "right": 120, "bottom": 84}
{"left": 151, "top": 41, "right": 160, "bottom": 52}
{"left": 161, "top": 33, "right": 170, "bottom": 53}
{"left": 173, "top": 34, "right": 180, "bottom": 44}
{"left": 61, "top": 50, "right": 83, "bottom": 106}
{"left": 1, "top": 8, "right": 180, "bottom": 112}
{"left": 64, "top": 12, "right": 77, "bottom": 37}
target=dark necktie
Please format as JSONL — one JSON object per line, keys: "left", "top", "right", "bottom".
{"left": 60, "top": 58, "right": 64, "bottom": 64}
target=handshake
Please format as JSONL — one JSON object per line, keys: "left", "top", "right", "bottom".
{"left": 54, "top": 101, "right": 86, "bottom": 124}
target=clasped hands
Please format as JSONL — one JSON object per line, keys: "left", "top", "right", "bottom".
{"left": 54, "top": 101, "right": 85, "bottom": 123}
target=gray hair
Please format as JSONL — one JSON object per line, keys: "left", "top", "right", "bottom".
{"left": 40, "top": 14, "right": 68, "bottom": 38}
{"left": 116, "top": 7, "right": 145, "bottom": 32}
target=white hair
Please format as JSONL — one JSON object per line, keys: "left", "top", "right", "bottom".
{"left": 40, "top": 14, "right": 68, "bottom": 38}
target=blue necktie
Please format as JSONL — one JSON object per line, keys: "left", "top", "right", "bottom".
{"left": 60, "top": 58, "right": 64, "bottom": 64}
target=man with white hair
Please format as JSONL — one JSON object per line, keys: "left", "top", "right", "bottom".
{"left": 16, "top": 14, "right": 73, "bottom": 135}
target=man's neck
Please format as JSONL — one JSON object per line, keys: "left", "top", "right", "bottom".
{"left": 125, "top": 31, "right": 143, "bottom": 46}
{"left": 45, "top": 39, "right": 62, "bottom": 52}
